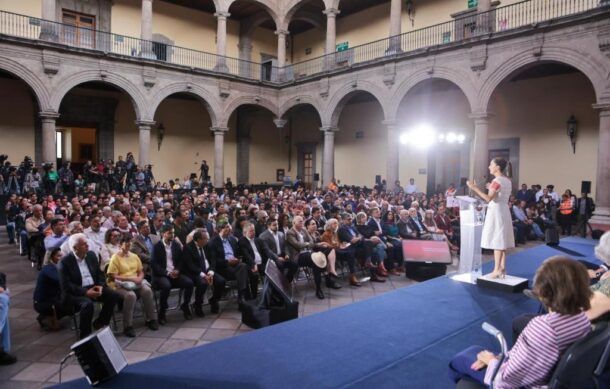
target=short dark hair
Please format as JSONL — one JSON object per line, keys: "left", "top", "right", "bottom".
{"left": 492, "top": 157, "right": 508, "bottom": 173}
{"left": 50, "top": 217, "right": 64, "bottom": 228}
{"left": 120, "top": 234, "right": 133, "bottom": 245}
{"left": 137, "top": 220, "right": 149, "bottom": 230}
{"left": 533, "top": 256, "right": 592, "bottom": 315}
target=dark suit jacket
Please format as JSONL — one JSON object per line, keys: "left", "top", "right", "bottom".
{"left": 58, "top": 251, "right": 105, "bottom": 302}
{"left": 208, "top": 235, "right": 239, "bottom": 270}
{"left": 259, "top": 229, "right": 285, "bottom": 260}
{"left": 408, "top": 217, "right": 429, "bottom": 238}
{"left": 151, "top": 240, "right": 183, "bottom": 277}
{"left": 181, "top": 241, "right": 213, "bottom": 278}
{"left": 338, "top": 224, "right": 358, "bottom": 244}
{"left": 238, "top": 236, "right": 273, "bottom": 267}
{"left": 397, "top": 219, "right": 416, "bottom": 239}
{"left": 131, "top": 234, "right": 160, "bottom": 267}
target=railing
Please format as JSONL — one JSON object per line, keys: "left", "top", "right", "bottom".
{"left": 287, "top": 0, "right": 604, "bottom": 82}
{"left": 0, "top": 10, "right": 265, "bottom": 81}
{"left": 0, "top": 0, "right": 606, "bottom": 85}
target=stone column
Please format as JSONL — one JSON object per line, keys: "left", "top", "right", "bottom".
{"left": 320, "top": 126, "right": 338, "bottom": 187}
{"left": 590, "top": 104, "right": 610, "bottom": 230}
{"left": 237, "top": 37, "right": 253, "bottom": 77}
{"left": 469, "top": 112, "right": 492, "bottom": 185}
{"left": 384, "top": 120, "right": 399, "bottom": 187}
{"left": 276, "top": 29, "right": 289, "bottom": 80}
{"left": 477, "top": 0, "right": 492, "bottom": 34}
{"left": 388, "top": 0, "right": 402, "bottom": 52}
{"left": 215, "top": 11, "right": 230, "bottom": 72}
{"left": 323, "top": 8, "right": 340, "bottom": 70}
{"left": 140, "top": 0, "right": 156, "bottom": 59}
{"left": 40, "top": 0, "right": 58, "bottom": 41}
{"left": 212, "top": 127, "right": 228, "bottom": 188}
{"left": 40, "top": 111, "right": 60, "bottom": 165}
{"left": 136, "top": 121, "right": 154, "bottom": 167}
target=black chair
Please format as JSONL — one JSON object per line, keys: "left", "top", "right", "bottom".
{"left": 548, "top": 321, "right": 610, "bottom": 389}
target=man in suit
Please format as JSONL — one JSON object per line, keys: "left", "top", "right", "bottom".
{"left": 131, "top": 220, "right": 159, "bottom": 280}
{"left": 338, "top": 213, "right": 385, "bottom": 283}
{"left": 58, "top": 233, "right": 119, "bottom": 339}
{"left": 208, "top": 221, "right": 249, "bottom": 302}
{"left": 238, "top": 223, "right": 277, "bottom": 299}
{"left": 367, "top": 207, "right": 401, "bottom": 275}
{"left": 254, "top": 210, "right": 268, "bottom": 238}
{"left": 575, "top": 193, "right": 595, "bottom": 237}
{"left": 151, "top": 225, "right": 194, "bottom": 324}
{"left": 397, "top": 209, "right": 417, "bottom": 239}
{"left": 173, "top": 210, "right": 191, "bottom": 246}
{"left": 181, "top": 230, "right": 225, "bottom": 316}
{"left": 407, "top": 208, "right": 431, "bottom": 239}
{"left": 285, "top": 215, "right": 325, "bottom": 299}
{"left": 259, "top": 218, "right": 298, "bottom": 279}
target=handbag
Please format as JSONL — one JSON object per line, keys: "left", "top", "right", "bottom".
{"left": 116, "top": 280, "right": 140, "bottom": 291}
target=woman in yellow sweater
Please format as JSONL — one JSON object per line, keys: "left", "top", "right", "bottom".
{"left": 107, "top": 235, "right": 158, "bottom": 337}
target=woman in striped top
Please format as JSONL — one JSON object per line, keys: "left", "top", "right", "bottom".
{"left": 449, "top": 256, "right": 592, "bottom": 388}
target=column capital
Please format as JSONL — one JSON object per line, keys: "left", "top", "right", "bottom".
{"left": 323, "top": 8, "right": 340, "bottom": 17}
{"left": 211, "top": 126, "right": 229, "bottom": 134}
{"left": 320, "top": 126, "right": 339, "bottom": 133}
{"left": 275, "top": 29, "right": 290, "bottom": 37}
{"left": 214, "top": 11, "right": 230, "bottom": 19}
{"left": 135, "top": 120, "right": 156, "bottom": 129}
{"left": 593, "top": 103, "right": 610, "bottom": 114}
{"left": 382, "top": 119, "right": 398, "bottom": 127}
{"left": 39, "top": 111, "right": 60, "bottom": 120}
{"left": 469, "top": 111, "right": 494, "bottom": 121}
{"left": 273, "top": 118, "right": 287, "bottom": 129}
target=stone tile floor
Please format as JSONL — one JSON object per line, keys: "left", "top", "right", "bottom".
{"left": 0, "top": 226, "right": 540, "bottom": 388}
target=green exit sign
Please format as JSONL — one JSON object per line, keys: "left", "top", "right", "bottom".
{"left": 336, "top": 42, "right": 349, "bottom": 52}
{"left": 468, "top": 0, "right": 478, "bottom": 8}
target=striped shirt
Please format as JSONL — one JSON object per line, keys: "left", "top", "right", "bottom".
{"left": 484, "top": 312, "right": 591, "bottom": 388}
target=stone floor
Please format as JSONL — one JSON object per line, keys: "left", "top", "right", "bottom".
{"left": 0, "top": 226, "right": 540, "bottom": 388}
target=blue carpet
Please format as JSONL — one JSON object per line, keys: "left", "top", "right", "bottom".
{"left": 57, "top": 239, "right": 602, "bottom": 389}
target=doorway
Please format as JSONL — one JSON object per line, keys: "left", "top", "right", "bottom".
{"left": 56, "top": 127, "right": 97, "bottom": 172}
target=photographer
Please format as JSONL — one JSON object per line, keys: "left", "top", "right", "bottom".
{"left": 58, "top": 162, "right": 74, "bottom": 196}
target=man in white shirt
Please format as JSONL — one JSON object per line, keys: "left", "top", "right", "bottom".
{"left": 405, "top": 178, "right": 418, "bottom": 194}
{"left": 84, "top": 216, "right": 106, "bottom": 257}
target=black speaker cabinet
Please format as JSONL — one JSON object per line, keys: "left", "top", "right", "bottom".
{"left": 581, "top": 181, "right": 592, "bottom": 194}
{"left": 314, "top": 173, "right": 320, "bottom": 181}
{"left": 71, "top": 326, "right": 128, "bottom": 386}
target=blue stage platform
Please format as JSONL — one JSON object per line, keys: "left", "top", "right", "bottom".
{"left": 59, "top": 238, "right": 602, "bottom": 388}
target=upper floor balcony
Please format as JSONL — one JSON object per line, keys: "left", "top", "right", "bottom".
{"left": 0, "top": 0, "right": 606, "bottom": 86}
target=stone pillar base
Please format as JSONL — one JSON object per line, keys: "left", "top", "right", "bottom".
{"left": 590, "top": 207, "right": 610, "bottom": 232}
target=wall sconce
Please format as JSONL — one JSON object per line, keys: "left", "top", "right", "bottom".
{"left": 157, "top": 123, "right": 165, "bottom": 151}
{"left": 566, "top": 115, "right": 577, "bottom": 154}
{"left": 406, "top": 0, "right": 415, "bottom": 27}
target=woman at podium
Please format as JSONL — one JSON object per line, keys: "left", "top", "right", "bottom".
{"left": 467, "top": 158, "right": 515, "bottom": 279}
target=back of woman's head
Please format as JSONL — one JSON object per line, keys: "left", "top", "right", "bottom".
{"left": 533, "top": 256, "right": 592, "bottom": 315}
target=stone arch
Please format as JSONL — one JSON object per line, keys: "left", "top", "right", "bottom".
{"left": 284, "top": 0, "right": 325, "bottom": 25}
{"left": 324, "top": 81, "right": 388, "bottom": 127}
{"left": 0, "top": 57, "right": 52, "bottom": 112}
{"left": 220, "top": 95, "right": 279, "bottom": 127}
{"left": 149, "top": 83, "right": 222, "bottom": 127}
{"left": 50, "top": 71, "right": 147, "bottom": 120}
{"left": 279, "top": 95, "right": 323, "bottom": 120}
{"left": 226, "top": 0, "right": 281, "bottom": 30}
{"left": 388, "top": 66, "right": 477, "bottom": 120}
{"left": 478, "top": 46, "right": 608, "bottom": 112}
{"left": 241, "top": 11, "right": 275, "bottom": 37}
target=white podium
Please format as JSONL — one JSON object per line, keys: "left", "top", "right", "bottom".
{"left": 451, "top": 196, "right": 485, "bottom": 284}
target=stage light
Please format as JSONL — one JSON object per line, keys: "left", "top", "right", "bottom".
{"left": 438, "top": 134, "right": 445, "bottom": 142}
{"left": 446, "top": 132, "right": 457, "bottom": 143}
{"left": 408, "top": 123, "right": 436, "bottom": 149}
{"left": 457, "top": 134, "right": 466, "bottom": 144}
{"left": 399, "top": 133, "right": 409, "bottom": 145}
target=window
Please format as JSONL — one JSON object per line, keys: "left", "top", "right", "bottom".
{"left": 62, "top": 10, "right": 95, "bottom": 49}
{"left": 152, "top": 41, "right": 168, "bottom": 61}
{"left": 55, "top": 131, "right": 62, "bottom": 159}
{"left": 303, "top": 152, "right": 313, "bottom": 185}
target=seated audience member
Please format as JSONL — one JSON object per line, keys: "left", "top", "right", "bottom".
{"left": 151, "top": 225, "right": 194, "bottom": 324}
{"left": 131, "top": 220, "right": 158, "bottom": 280}
{"left": 0, "top": 272, "right": 17, "bottom": 365}
{"left": 579, "top": 232, "right": 610, "bottom": 320}
{"left": 100, "top": 228, "right": 121, "bottom": 271}
{"left": 397, "top": 209, "right": 417, "bottom": 239}
{"left": 338, "top": 213, "right": 385, "bottom": 283}
{"left": 321, "top": 218, "right": 361, "bottom": 286}
{"left": 107, "top": 235, "right": 158, "bottom": 337}
{"left": 239, "top": 223, "right": 274, "bottom": 298}
{"left": 381, "top": 210, "right": 405, "bottom": 273}
{"left": 44, "top": 217, "right": 69, "bottom": 253}
{"left": 181, "top": 230, "right": 225, "bottom": 316}
{"left": 306, "top": 218, "right": 341, "bottom": 289}
{"left": 58, "top": 233, "right": 120, "bottom": 339}
{"left": 259, "top": 218, "right": 298, "bottom": 280}
{"left": 59, "top": 221, "right": 84, "bottom": 258}
{"left": 368, "top": 207, "right": 401, "bottom": 275}
{"left": 209, "top": 222, "right": 250, "bottom": 302}
{"left": 434, "top": 204, "right": 459, "bottom": 248}
{"left": 84, "top": 215, "right": 106, "bottom": 257}
{"left": 449, "top": 256, "right": 592, "bottom": 388}
{"left": 33, "top": 248, "right": 66, "bottom": 330}
{"left": 407, "top": 208, "right": 430, "bottom": 239}
{"left": 512, "top": 200, "right": 544, "bottom": 240}
{"left": 355, "top": 212, "right": 388, "bottom": 277}
{"left": 286, "top": 215, "right": 326, "bottom": 299}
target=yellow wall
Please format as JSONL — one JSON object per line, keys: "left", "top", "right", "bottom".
{"left": 490, "top": 71, "right": 598, "bottom": 197}
{"left": 68, "top": 127, "right": 97, "bottom": 163}
{"left": 0, "top": 0, "right": 41, "bottom": 18}
{"left": 0, "top": 78, "right": 36, "bottom": 162}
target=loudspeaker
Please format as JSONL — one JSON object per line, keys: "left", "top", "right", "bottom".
{"left": 404, "top": 262, "right": 447, "bottom": 282}
{"left": 71, "top": 327, "right": 128, "bottom": 386}
{"left": 460, "top": 177, "right": 468, "bottom": 187}
{"left": 375, "top": 175, "right": 382, "bottom": 185}
{"left": 314, "top": 173, "right": 320, "bottom": 181}
{"left": 581, "top": 181, "right": 592, "bottom": 194}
